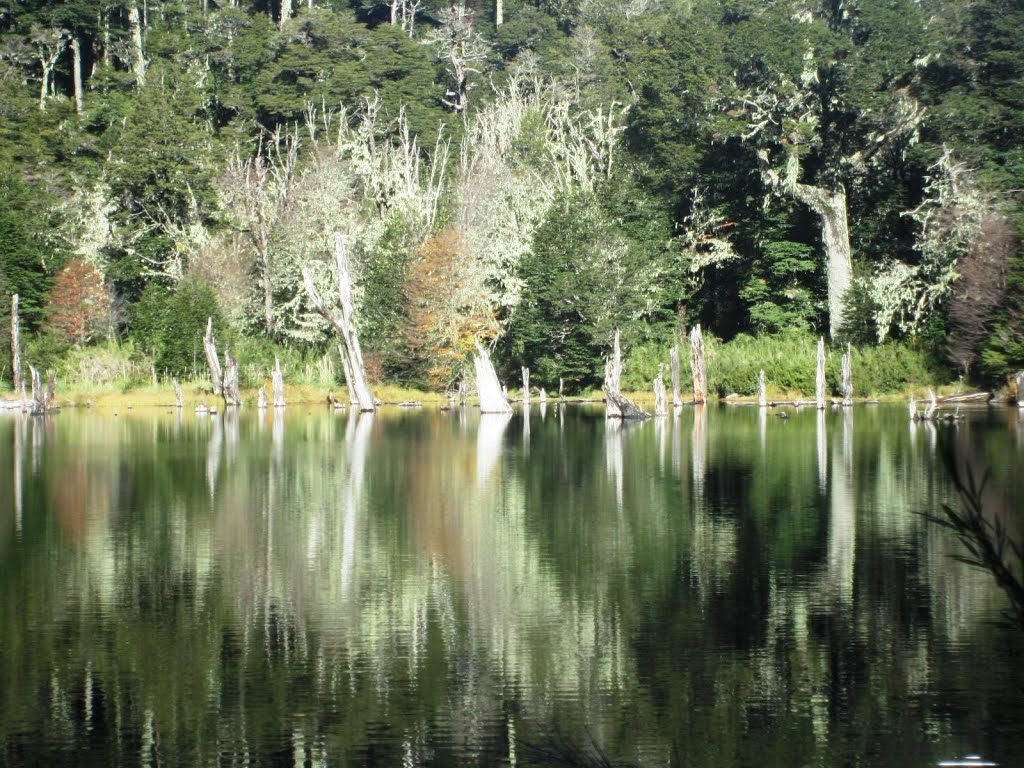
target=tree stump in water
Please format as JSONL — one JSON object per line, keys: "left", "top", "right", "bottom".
{"left": 841, "top": 344, "right": 853, "bottom": 406}
{"left": 670, "top": 345, "right": 682, "bottom": 408}
{"left": 11, "top": 294, "right": 21, "bottom": 394}
{"left": 758, "top": 370, "right": 767, "bottom": 407}
{"left": 604, "top": 329, "right": 649, "bottom": 420}
{"left": 690, "top": 325, "right": 707, "bottom": 404}
{"left": 272, "top": 357, "right": 286, "bottom": 408}
{"left": 522, "top": 367, "right": 530, "bottom": 407}
{"left": 653, "top": 366, "right": 668, "bottom": 417}
{"left": 258, "top": 385, "right": 267, "bottom": 410}
{"left": 222, "top": 351, "right": 241, "bottom": 407}
{"left": 172, "top": 379, "right": 184, "bottom": 409}
{"left": 204, "top": 318, "right": 222, "bottom": 396}
{"left": 474, "top": 341, "right": 512, "bottom": 414}
{"left": 1016, "top": 371, "right": 1024, "bottom": 405}
{"left": 815, "top": 337, "right": 827, "bottom": 410}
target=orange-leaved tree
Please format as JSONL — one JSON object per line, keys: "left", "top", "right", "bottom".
{"left": 45, "top": 258, "right": 111, "bottom": 345}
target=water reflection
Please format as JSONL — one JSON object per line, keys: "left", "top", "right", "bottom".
{"left": 0, "top": 406, "right": 1021, "bottom": 767}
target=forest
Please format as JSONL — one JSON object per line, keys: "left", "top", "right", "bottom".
{"left": 1, "top": 0, "right": 1022, "bottom": 398}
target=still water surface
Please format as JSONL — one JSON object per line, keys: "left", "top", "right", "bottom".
{"left": 1, "top": 404, "right": 1022, "bottom": 767}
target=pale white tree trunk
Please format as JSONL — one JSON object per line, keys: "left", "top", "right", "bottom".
{"left": 815, "top": 337, "right": 827, "bottom": 410}
{"left": 758, "top": 370, "right": 766, "bottom": 407}
{"left": 272, "top": 357, "right": 286, "bottom": 407}
{"left": 222, "top": 351, "right": 241, "bottom": 407}
{"left": 258, "top": 385, "right": 267, "bottom": 410}
{"left": 689, "top": 325, "right": 707, "bottom": 404}
{"left": 496, "top": 0, "right": 503, "bottom": 25}
{"left": 302, "top": 234, "right": 375, "bottom": 412}
{"left": 603, "top": 329, "right": 648, "bottom": 419}
{"left": 653, "top": 367, "right": 668, "bottom": 417}
{"left": 521, "top": 367, "right": 530, "bottom": 407}
{"left": 128, "top": 2, "right": 146, "bottom": 85}
{"left": 474, "top": 341, "right": 511, "bottom": 414}
{"left": 669, "top": 345, "right": 682, "bottom": 408}
{"left": 204, "top": 318, "right": 222, "bottom": 395}
{"left": 1016, "top": 371, "right": 1024, "bottom": 405}
{"left": 71, "top": 37, "right": 84, "bottom": 114}
{"left": 10, "top": 294, "right": 20, "bottom": 394}
{"left": 172, "top": 378, "right": 183, "bottom": 409}
{"left": 793, "top": 183, "right": 852, "bottom": 338}
{"left": 280, "top": 0, "right": 292, "bottom": 27}
{"left": 840, "top": 344, "right": 853, "bottom": 406}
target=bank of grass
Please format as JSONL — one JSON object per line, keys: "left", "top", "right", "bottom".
{"left": 623, "top": 332, "right": 955, "bottom": 400}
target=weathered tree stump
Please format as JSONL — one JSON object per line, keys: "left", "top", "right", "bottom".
{"left": 669, "top": 345, "right": 682, "bottom": 408}
{"left": 11, "top": 293, "right": 21, "bottom": 394}
{"left": 1016, "top": 370, "right": 1024, "bottom": 405}
{"left": 459, "top": 377, "right": 468, "bottom": 407}
{"left": 690, "top": 325, "right": 707, "bottom": 404}
{"left": 559, "top": 377, "right": 565, "bottom": 403}
{"left": 758, "top": 370, "right": 767, "bottom": 407}
{"left": 653, "top": 366, "right": 668, "bottom": 417}
{"left": 815, "top": 337, "right": 827, "bottom": 410}
{"left": 841, "top": 343, "right": 853, "bottom": 406}
{"left": 539, "top": 388, "right": 547, "bottom": 403}
{"left": 909, "top": 395, "right": 917, "bottom": 421}
{"left": 302, "top": 234, "right": 376, "bottom": 412}
{"left": 222, "top": 351, "right": 241, "bottom": 407}
{"left": 522, "top": 367, "right": 530, "bottom": 407}
{"left": 272, "top": 357, "right": 286, "bottom": 408}
{"left": 28, "top": 365, "right": 55, "bottom": 415}
{"left": 172, "top": 378, "right": 184, "bottom": 409}
{"left": 204, "top": 318, "right": 222, "bottom": 396}
{"left": 474, "top": 340, "right": 512, "bottom": 414}
{"left": 258, "top": 385, "right": 268, "bottom": 410}
{"left": 604, "top": 329, "right": 649, "bottom": 420}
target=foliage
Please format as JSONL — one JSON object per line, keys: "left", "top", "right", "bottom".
{"left": 44, "top": 258, "right": 111, "bottom": 345}
{"left": 0, "top": 173, "right": 56, "bottom": 329}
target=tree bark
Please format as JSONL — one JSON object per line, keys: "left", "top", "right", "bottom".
{"left": 474, "top": 340, "right": 512, "bottom": 414}
{"left": 128, "top": 2, "right": 146, "bottom": 86}
{"left": 496, "top": 0, "right": 503, "bottom": 25}
{"left": 222, "top": 351, "right": 241, "bottom": 407}
{"left": 689, "top": 325, "right": 707, "bottom": 404}
{"left": 604, "top": 329, "right": 649, "bottom": 419}
{"left": 258, "top": 385, "right": 267, "bottom": 410}
{"left": 301, "top": 234, "right": 375, "bottom": 412}
{"left": 815, "top": 337, "right": 827, "bottom": 410}
{"left": 653, "top": 367, "right": 668, "bottom": 417}
{"left": 669, "top": 345, "right": 682, "bottom": 408}
{"left": 841, "top": 343, "right": 853, "bottom": 406}
{"left": 71, "top": 37, "right": 84, "bottom": 114}
{"left": 204, "top": 318, "right": 222, "bottom": 395}
{"left": 521, "top": 367, "right": 530, "bottom": 407}
{"left": 758, "top": 370, "right": 766, "bottom": 407}
{"left": 280, "top": 0, "right": 292, "bottom": 27}
{"left": 172, "top": 378, "right": 183, "bottom": 409}
{"left": 11, "top": 294, "right": 20, "bottom": 394}
{"left": 793, "top": 183, "right": 852, "bottom": 339}
{"left": 272, "top": 357, "right": 286, "bottom": 407}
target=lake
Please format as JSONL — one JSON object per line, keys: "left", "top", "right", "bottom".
{"left": 1, "top": 404, "right": 1022, "bottom": 767}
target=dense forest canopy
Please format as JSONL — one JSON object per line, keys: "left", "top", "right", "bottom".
{"left": 0, "top": 0, "right": 1022, "bottom": 393}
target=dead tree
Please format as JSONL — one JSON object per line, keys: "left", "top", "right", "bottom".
{"left": 539, "top": 388, "right": 547, "bottom": 403}
{"left": 815, "top": 338, "right": 827, "bottom": 410}
{"left": 203, "top": 318, "right": 222, "bottom": 396}
{"left": 473, "top": 340, "right": 512, "bottom": 414}
{"left": 690, "top": 325, "right": 707, "bottom": 404}
{"left": 758, "top": 370, "right": 766, "bottom": 407}
{"left": 669, "top": 345, "right": 682, "bottom": 408}
{"left": 258, "top": 385, "right": 267, "bottom": 410}
{"left": 559, "top": 377, "right": 565, "bottom": 403}
{"left": 222, "top": 351, "right": 241, "bottom": 407}
{"left": 272, "top": 357, "right": 286, "bottom": 407}
{"left": 1015, "top": 371, "right": 1024, "bottom": 405}
{"left": 172, "top": 379, "right": 184, "bottom": 409}
{"left": 28, "top": 366, "right": 54, "bottom": 415}
{"left": 653, "top": 366, "right": 668, "bottom": 417}
{"left": 604, "top": 329, "right": 649, "bottom": 420}
{"left": 841, "top": 344, "right": 853, "bottom": 407}
{"left": 10, "top": 294, "right": 21, "bottom": 394}
{"left": 522, "top": 367, "right": 530, "bottom": 407}
{"left": 302, "top": 234, "right": 376, "bottom": 412}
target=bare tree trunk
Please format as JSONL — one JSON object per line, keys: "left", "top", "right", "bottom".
{"left": 28, "top": 365, "right": 54, "bottom": 414}
{"left": 559, "top": 377, "right": 565, "bottom": 403}
{"left": 841, "top": 343, "right": 853, "bottom": 406}
{"left": 204, "top": 318, "right": 222, "bottom": 395}
{"left": 669, "top": 345, "right": 682, "bottom": 408}
{"left": 521, "top": 367, "right": 530, "bottom": 407}
{"left": 689, "top": 325, "right": 707, "bottom": 404}
{"left": 815, "top": 337, "right": 827, "bottom": 410}
{"left": 793, "top": 184, "right": 852, "bottom": 338}
{"left": 1016, "top": 371, "right": 1024, "bottom": 405}
{"left": 272, "top": 357, "right": 286, "bottom": 407}
{"left": 280, "top": 0, "right": 292, "bottom": 26}
{"left": 390, "top": 0, "right": 398, "bottom": 24}
{"left": 71, "top": 37, "right": 84, "bottom": 114}
{"left": 924, "top": 388, "right": 938, "bottom": 421}
{"left": 758, "top": 370, "right": 766, "bottom": 407}
{"left": 172, "top": 378, "right": 183, "bottom": 409}
{"left": 128, "top": 2, "right": 146, "bottom": 85}
{"left": 11, "top": 294, "right": 20, "bottom": 394}
{"left": 222, "top": 351, "right": 241, "bottom": 407}
{"left": 258, "top": 385, "right": 267, "bottom": 409}
{"left": 539, "top": 388, "right": 547, "bottom": 403}
{"left": 604, "top": 329, "right": 649, "bottom": 419}
{"left": 653, "top": 367, "right": 668, "bottom": 417}
{"left": 301, "top": 234, "right": 375, "bottom": 412}
{"left": 496, "top": 0, "right": 503, "bottom": 25}
{"left": 474, "top": 341, "right": 512, "bottom": 414}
